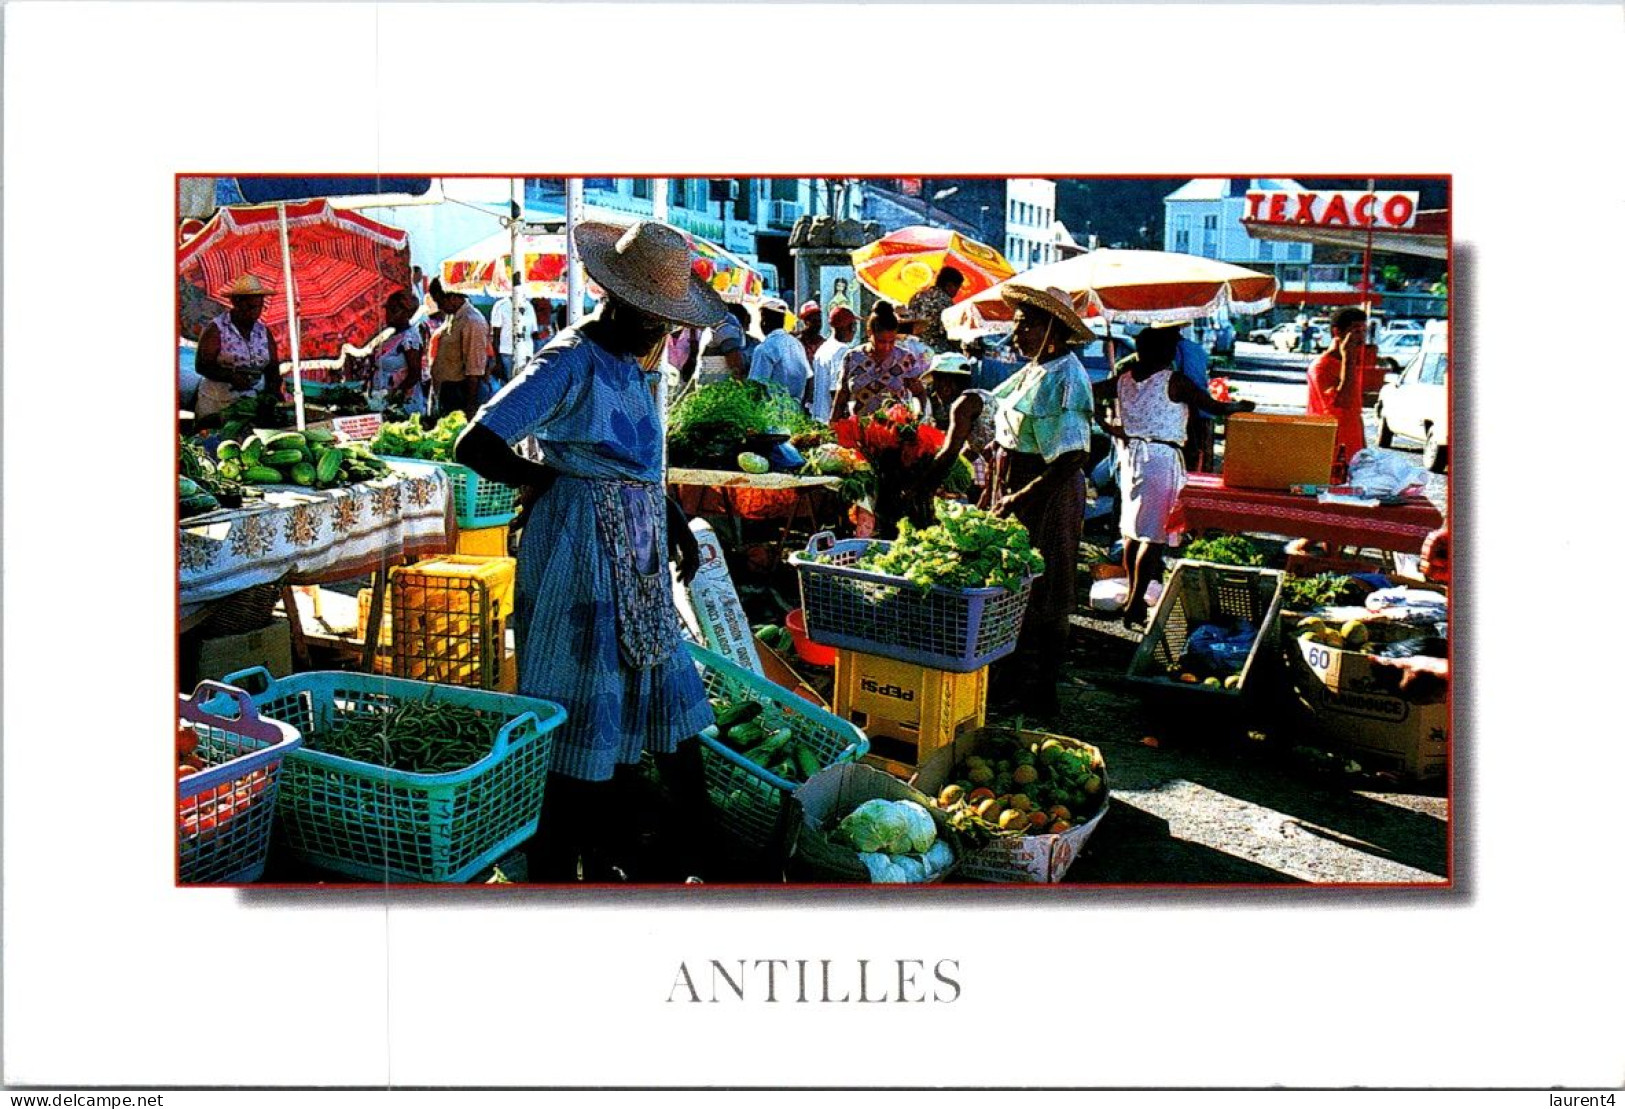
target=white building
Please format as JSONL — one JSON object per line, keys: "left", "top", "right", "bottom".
{"left": 1005, "top": 178, "right": 1058, "bottom": 270}
{"left": 1163, "top": 177, "right": 1313, "bottom": 268}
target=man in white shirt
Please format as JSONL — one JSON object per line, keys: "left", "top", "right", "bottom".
{"left": 488, "top": 281, "right": 538, "bottom": 384}
{"left": 809, "top": 305, "right": 858, "bottom": 422}
{"left": 746, "top": 297, "right": 811, "bottom": 409}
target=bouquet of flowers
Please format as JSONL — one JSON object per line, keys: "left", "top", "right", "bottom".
{"left": 828, "top": 403, "right": 949, "bottom": 532}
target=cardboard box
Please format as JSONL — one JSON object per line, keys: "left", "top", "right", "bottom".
{"left": 198, "top": 620, "right": 293, "bottom": 684}
{"left": 791, "top": 763, "right": 956, "bottom": 883}
{"left": 1288, "top": 634, "right": 1449, "bottom": 779}
{"left": 910, "top": 728, "right": 1109, "bottom": 884}
{"left": 1222, "top": 412, "right": 1339, "bottom": 490}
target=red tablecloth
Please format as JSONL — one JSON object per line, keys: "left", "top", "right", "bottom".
{"left": 1167, "top": 473, "right": 1444, "bottom": 553}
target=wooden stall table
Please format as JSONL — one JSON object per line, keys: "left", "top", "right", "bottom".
{"left": 180, "top": 461, "right": 457, "bottom": 672}
{"left": 1166, "top": 473, "right": 1444, "bottom": 554}
{"left": 667, "top": 467, "right": 842, "bottom": 564}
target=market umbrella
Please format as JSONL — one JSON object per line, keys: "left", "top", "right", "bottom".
{"left": 850, "top": 226, "right": 1015, "bottom": 305}
{"left": 178, "top": 199, "right": 412, "bottom": 359}
{"left": 439, "top": 226, "right": 765, "bottom": 303}
{"left": 943, "top": 248, "right": 1279, "bottom": 340}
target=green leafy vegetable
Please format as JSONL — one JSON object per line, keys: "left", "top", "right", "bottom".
{"left": 371, "top": 411, "right": 468, "bottom": 462}
{"left": 841, "top": 501, "right": 1044, "bottom": 592}
{"left": 1181, "top": 534, "right": 1268, "bottom": 567}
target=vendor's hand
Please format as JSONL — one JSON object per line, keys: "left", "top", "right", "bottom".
{"left": 1233, "top": 400, "right": 1257, "bottom": 414}
{"left": 992, "top": 494, "right": 1017, "bottom": 519}
{"left": 671, "top": 517, "right": 701, "bottom": 585}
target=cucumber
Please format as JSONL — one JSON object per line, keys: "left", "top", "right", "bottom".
{"left": 302, "top": 428, "right": 337, "bottom": 445}
{"left": 263, "top": 449, "right": 305, "bottom": 466}
{"left": 243, "top": 465, "right": 284, "bottom": 483}
{"left": 714, "top": 700, "right": 763, "bottom": 733}
{"left": 216, "top": 440, "right": 241, "bottom": 462}
{"left": 723, "top": 721, "right": 765, "bottom": 751}
{"left": 217, "top": 460, "right": 243, "bottom": 481}
{"left": 792, "top": 743, "right": 821, "bottom": 782}
{"left": 264, "top": 432, "right": 307, "bottom": 452}
{"left": 291, "top": 461, "right": 317, "bottom": 486}
{"left": 316, "top": 448, "right": 344, "bottom": 485}
{"left": 241, "top": 435, "right": 265, "bottom": 465}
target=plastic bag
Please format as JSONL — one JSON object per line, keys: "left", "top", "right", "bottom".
{"left": 1347, "top": 449, "right": 1428, "bottom": 497}
{"left": 1090, "top": 577, "right": 1129, "bottom": 613}
{"left": 1184, "top": 619, "right": 1257, "bottom": 673}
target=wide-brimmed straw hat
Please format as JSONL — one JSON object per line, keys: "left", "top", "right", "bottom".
{"left": 219, "top": 273, "right": 274, "bottom": 299}
{"left": 572, "top": 220, "right": 726, "bottom": 328}
{"left": 999, "top": 284, "right": 1095, "bottom": 343}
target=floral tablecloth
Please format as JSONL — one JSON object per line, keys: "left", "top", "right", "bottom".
{"left": 179, "top": 462, "right": 455, "bottom": 622}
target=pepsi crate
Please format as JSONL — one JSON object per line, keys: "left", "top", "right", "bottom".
{"left": 788, "top": 531, "right": 1034, "bottom": 673}
{"left": 178, "top": 682, "right": 302, "bottom": 884}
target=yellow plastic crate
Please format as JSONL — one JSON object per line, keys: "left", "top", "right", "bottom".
{"left": 1222, "top": 412, "right": 1339, "bottom": 490}
{"left": 832, "top": 648, "right": 988, "bottom": 771}
{"left": 455, "top": 525, "right": 511, "bottom": 559}
{"left": 383, "top": 556, "right": 517, "bottom": 690}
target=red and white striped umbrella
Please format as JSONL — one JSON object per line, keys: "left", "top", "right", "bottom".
{"left": 178, "top": 200, "right": 412, "bottom": 361}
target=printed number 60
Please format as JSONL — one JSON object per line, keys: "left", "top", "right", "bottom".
{"left": 1307, "top": 647, "right": 1331, "bottom": 668}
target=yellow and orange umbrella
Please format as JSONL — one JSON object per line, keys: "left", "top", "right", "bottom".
{"left": 943, "top": 249, "right": 1279, "bottom": 340}
{"left": 851, "top": 226, "right": 1015, "bottom": 306}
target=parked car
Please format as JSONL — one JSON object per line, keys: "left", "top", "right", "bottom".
{"left": 1375, "top": 322, "right": 1449, "bottom": 473}
{"left": 1374, "top": 329, "right": 1425, "bottom": 370}
{"left": 1268, "top": 323, "right": 1304, "bottom": 351}
{"left": 1246, "top": 322, "right": 1278, "bottom": 344}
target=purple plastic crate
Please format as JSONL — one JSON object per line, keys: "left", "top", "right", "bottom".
{"left": 178, "top": 681, "right": 302, "bottom": 885}
{"left": 788, "top": 532, "right": 1035, "bottom": 673}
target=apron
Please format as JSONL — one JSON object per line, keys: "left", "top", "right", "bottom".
{"left": 588, "top": 478, "right": 682, "bottom": 670}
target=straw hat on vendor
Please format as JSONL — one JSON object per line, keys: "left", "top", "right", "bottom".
{"left": 193, "top": 272, "right": 283, "bottom": 420}
{"left": 450, "top": 219, "right": 728, "bottom": 885}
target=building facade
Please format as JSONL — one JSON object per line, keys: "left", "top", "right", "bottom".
{"left": 1004, "top": 178, "right": 1060, "bottom": 270}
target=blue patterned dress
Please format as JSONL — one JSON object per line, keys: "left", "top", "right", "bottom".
{"left": 471, "top": 328, "right": 713, "bottom": 782}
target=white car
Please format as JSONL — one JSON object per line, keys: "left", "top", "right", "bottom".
{"left": 1374, "top": 329, "right": 1425, "bottom": 369}
{"left": 1375, "top": 322, "right": 1449, "bottom": 473}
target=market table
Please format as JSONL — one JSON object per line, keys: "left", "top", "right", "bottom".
{"left": 1166, "top": 473, "right": 1444, "bottom": 554}
{"left": 180, "top": 462, "right": 456, "bottom": 669}
{"left": 667, "top": 468, "right": 842, "bottom": 563}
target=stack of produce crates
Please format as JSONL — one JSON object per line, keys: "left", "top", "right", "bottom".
{"left": 356, "top": 556, "right": 515, "bottom": 688}
{"left": 789, "top": 531, "right": 1031, "bottom": 769}
{"left": 222, "top": 665, "right": 564, "bottom": 883}
{"left": 178, "top": 682, "right": 302, "bottom": 884}
{"left": 1126, "top": 560, "right": 1285, "bottom": 708}
{"left": 687, "top": 642, "right": 868, "bottom": 854}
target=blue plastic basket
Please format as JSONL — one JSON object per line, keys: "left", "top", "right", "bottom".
{"left": 788, "top": 532, "right": 1036, "bottom": 673}
{"left": 222, "top": 667, "right": 563, "bottom": 884}
{"left": 686, "top": 642, "right": 869, "bottom": 852}
{"left": 178, "top": 682, "right": 303, "bottom": 885}
{"left": 379, "top": 456, "right": 518, "bottom": 530}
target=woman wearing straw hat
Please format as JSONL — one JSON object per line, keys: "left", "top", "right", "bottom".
{"left": 455, "top": 220, "right": 727, "bottom": 883}
{"left": 193, "top": 273, "right": 283, "bottom": 420}
{"left": 984, "top": 284, "right": 1097, "bottom": 714}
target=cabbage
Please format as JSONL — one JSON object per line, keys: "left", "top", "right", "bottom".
{"left": 836, "top": 799, "right": 912, "bottom": 854}
{"left": 894, "top": 800, "right": 938, "bottom": 854}
{"left": 890, "top": 855, "right": 928, "bottom": 884}
{"left": 922, "top": 840, "right": 955, "bottom": 877}
{"left": 858, "top": 852, "right": 909, "bottom": 883}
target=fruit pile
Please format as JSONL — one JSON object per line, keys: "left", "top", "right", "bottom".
{"left": 176, "top": 724, "right": 270, "bottom": 840}
{"left": 215, "top": 428, "right": 389, "bottom": 489}
{"left": 930, "top": 728, "right": 1106, "bottom": 839}
{"left": 710, "top": 698, "right": 825, "bottom": 784}
{"left": 1296, "top": 615, "right": 1371, "bottom": 651}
